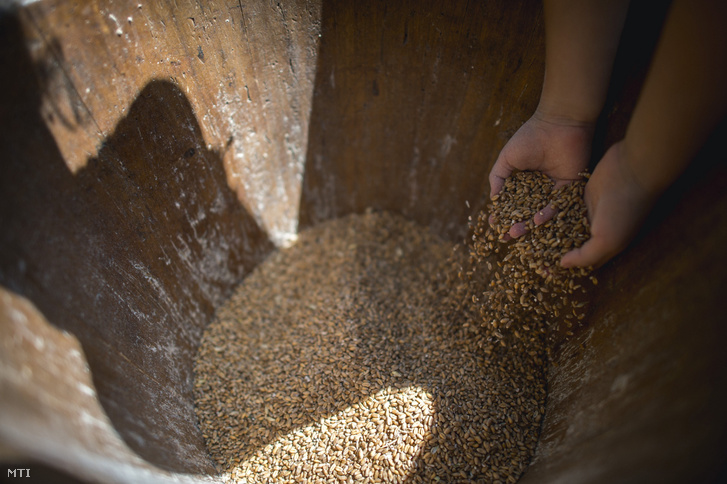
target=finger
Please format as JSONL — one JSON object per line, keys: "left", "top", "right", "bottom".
{"left": 488, "top": 214, "right": 496, "bottom": 226}
{"left": 508, "top": 221, "right": 528, "bottom": 239}
{"left": 488, "top": 159, "right": 513, "bottom": 199}
{"left": 488, "top": 173, "right": 505, "bottom": 199}
{"left": 552, "top": 178, "right": 573, "bottom": 190}
{"left": 534, "top": 204, "right": 558, "bottom": 225}
{"left": 560, "top": 236, "right": 613, "bottom": 269}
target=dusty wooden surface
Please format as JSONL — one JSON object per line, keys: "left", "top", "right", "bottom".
{"left": 0, "top": 288, "right": 215, "bottom": 483}
{"left": 1, "top": 0, "right": 726, "bottom": 482}
{"left": 2, "top": 3, "right": 284, "bottom": 474}
{"left": 19, "top": 0, "right": 320, "bottom": 246}
{"left": 299, "top": 0, "right": 546, "bottom": 240}
{"left": 522, "top": 133, "right": 727, "bottom": 483}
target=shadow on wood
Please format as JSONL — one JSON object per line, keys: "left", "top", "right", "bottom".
{"left": 0, "top": 10, "right": 273, "bottom": 474}
{"left": 1, "top": 0, "right": 727, "bottom": 482}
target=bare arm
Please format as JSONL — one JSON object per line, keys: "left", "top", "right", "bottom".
{"left": 621, "top": 0, "right": 727, "bottom": 196}
{"left": 538, "top": 0, "right": 631, "bottom": 125}
{"left": 489, "top": 0, "right": 630, "bottom": 238}
{"left": 562, "top": 0, "right": 727, "bottom": 268}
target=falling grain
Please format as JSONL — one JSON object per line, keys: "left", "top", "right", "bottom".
{"left": 194, "top": 210, "right": 548, "bottom": 483}
{"left": 459, "top": 170, "right": 595, "bottom": 353}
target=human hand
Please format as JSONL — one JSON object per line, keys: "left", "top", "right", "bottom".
{"left": 561, "top": 141, "right": 658, "bottom": 269}
{"left": 489, "top": 111, "right": 595, "bottom": 238}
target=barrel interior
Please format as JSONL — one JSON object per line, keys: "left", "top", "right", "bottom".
{"left": 1, "top": 1, "right": 725, "bottom": 483}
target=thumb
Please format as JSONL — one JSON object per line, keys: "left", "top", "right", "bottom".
{"left": 560, "top": 236, "right": 614, "bottom": 269}
{"left": 488, "top": 170, "right": 507, "bottom": 199}
{"left": 534, "top": 204, "right": 558, "bottom": 225}
{"left": 488, "top": 155, "right": 516, "bottom": 199}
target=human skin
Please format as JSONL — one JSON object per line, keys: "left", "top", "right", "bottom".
{"left": 489, "top": 0, "right": 631, "bottom": 240}
{"left": 562, "top": 0, "right": 727, "bottom": 267}
{"left": 489, "top": 0, "right": 727, "bottom": 268}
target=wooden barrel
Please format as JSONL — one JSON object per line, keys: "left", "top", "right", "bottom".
{"left": 1, "top": 1, "right": 725, "bottom": 482}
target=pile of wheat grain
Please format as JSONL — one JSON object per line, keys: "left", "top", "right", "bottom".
{"left": 194, "top": 210, "right": 547, "bottom": 484}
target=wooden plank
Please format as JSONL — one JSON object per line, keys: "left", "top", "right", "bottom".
{"left": 299, "top": 0, "right": 545, "bottom": 240}
{"left": 21, "top": 0, "right": 321, "bottom": 245}
{"left": 2, "top": 6, "right": 278, "bottom": 472}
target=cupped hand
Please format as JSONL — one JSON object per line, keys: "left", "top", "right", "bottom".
{"left": 561, "top": 141, "right": 658, "bottom": 269}
{"left": 489, "top": 110, "right": 595, "bottom": 238}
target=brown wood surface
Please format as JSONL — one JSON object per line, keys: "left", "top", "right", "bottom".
{"left": 19, "top": 0, "right": 320, "bottom": 245}
{"left": 300, "top": 0, "right": 546, "bottom": 240}
{"left": 2, "top": 5, "right": 277, "bottom": 474}
{"left": 1, "top": 0, "right": 726, "bottom": 482}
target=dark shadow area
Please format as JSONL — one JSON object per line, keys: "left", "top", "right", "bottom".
{"left": 0, "top": 9, "right": 273, "bottom": 474}
{"left": 590, "top": 0, "right": 672, "bottom": 163}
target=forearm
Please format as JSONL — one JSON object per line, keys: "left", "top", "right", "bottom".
{"left": 538, "top": 0, "right": 631, "bottom": 124}
{"left": 622, "top": 0, "right": 727, "bottom": 196}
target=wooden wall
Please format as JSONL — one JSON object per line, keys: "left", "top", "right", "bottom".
{"left": 1, "top": 0, "right": 320, "bottom": 474}
{"left": 18, "top": 0, "right": 321, "bottom": 246}
{"left": 1, "top": 0, "right": 726, "bottom": 482}
{"left": 299, "top": 0, "right": 545, "bottom": 239}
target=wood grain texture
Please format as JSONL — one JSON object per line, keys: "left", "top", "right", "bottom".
{"left": 1, "top": 0, "right": 726, "bottom": 482}
{"left": 1, "top": 8, "right": 274, "bottom": 474}
{"left": 0, "top": 288, "right": 213, "bottom": 484}
{"left": 299, "top": 0, "right": 545, "bottom": 240}
{"left": 20, "top": 0, "right": 320, "bottom": 245}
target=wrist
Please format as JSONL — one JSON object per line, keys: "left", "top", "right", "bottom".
{"left": 536, "top": 71, "right": 606, "bottom": 127}
{"left": 613, "top": 140, "right": 667, "bottom": 202}
{"left": 533, "top": 103, "right": 599, "bottom": 129}
{"left": 621, "top": 133, "right": 689, "bottom": 198}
